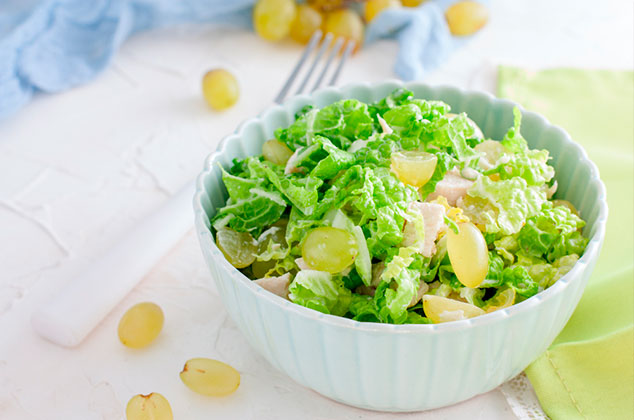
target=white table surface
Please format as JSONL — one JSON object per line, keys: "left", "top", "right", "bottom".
{"left": 1, "top": 0, "right": 631, "bottom": 418}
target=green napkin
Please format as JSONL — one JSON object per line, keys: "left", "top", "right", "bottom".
{"left": 497, "top": 67, "right": 634, "bottom": 420}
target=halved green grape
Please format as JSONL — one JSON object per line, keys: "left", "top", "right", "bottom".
{"left": 216, "top": 228, "right": 257, "bottom": 269}
{"left": 364, "top": 0, "right": 400, "bottom": 22}
{"left": 253, "top": 0, "right": 297, "bottom": 41}
{"left": 202, "top": 69, "right": 239, "bottom": 111}
{"left": 126, "top": 393, "right": 173, "bottom": 420}
{"left": 302, "top": 226, "right": 358, "bottom": 273}
{"left": 180, "top": 358, "right": 240, "bottom": 397}
{"left": 423, "top": 294, "right": 485, "bottom": 323}
{"left": 118, "top": 302, "right": 164, "bottom": 349}
{"left": 252, "top": 259, "right": 277, "bottom": 278}
{"left": 445, "top": 1, "right": 488, "bottom": 36}
{"left": 322, "top": 9, "right": 364, "bottom": 52}
{"left": 390, "top": 150, "right": 438, "bottom": 188}
{"left": 447, "top": 222, "right": 489, "bottom": 288}
{"left": 290, "top": 4, "right": 323, "bottom": 44}
{"left": 262, "top": 139, "right": 294, "bottom": 166}
{"left": 257, "top": 225, "right": 287, "bottom": 252}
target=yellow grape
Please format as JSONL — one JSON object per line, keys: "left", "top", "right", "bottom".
{"left": 365, "top": 0, "right": 400, "bottom": 23}
{"left": 180, "top": 358, "right": 240, "bottom": 396}
{"left": 118, "top": 302, "right": 164, "bottom": 349}
{"left": 552, "top": 199, "right": 580, "bottom": 217}
{"left": 126, "top": 393, "right": 173, "bottom": 420}
{"left": 216, "top": 228, "right": 257, "bottom": 269}
{"left": 446, "top": 222, "right": 489, "bottom": 288}
{"left": 290, "top": 4, "right": 323, "bottom": 44}
{"left": 308, "top": 0, "right": 345, "bottom": 12}
{"left": 262, "top": 139, "right": 294, "bottom": 166}
{"left": 202, "top": 69, "right": 239, "bottom": 111}
{"left": 322, "top": 9, "right": 364, "bottom": 52}
{"left": 253, "top": 0, "right": 297, "bottom": 41}
{"left": 402, "top": 0, "right": 424, "bottom": 6}
{"left": 485, "top": 287, "right": 515, "bottom": 313}
{"left": 302, "top": 226, "right": 358, "bottom": 273}
{"left": 390, "top": 150, "right": 438, "bottom": 188}
{"left": 423, "top": 294, "right": 485, "bottom": 323}
{"left": 445, "top": 1, "right": 488, "bottom": 36}
{"left": 251, "top": 259, "right": 277, "bottom": 278}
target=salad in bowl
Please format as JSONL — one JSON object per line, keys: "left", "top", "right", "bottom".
{"left": 210, "top": 88, "right": 588, "bottom": 325}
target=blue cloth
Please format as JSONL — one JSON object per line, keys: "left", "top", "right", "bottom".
{"left": 0, "top": 0, "right": 479, "bottom": 119}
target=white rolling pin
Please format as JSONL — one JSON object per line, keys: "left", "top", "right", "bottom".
{"left": 31, "top": 181, "right": 196, "bottom": 347}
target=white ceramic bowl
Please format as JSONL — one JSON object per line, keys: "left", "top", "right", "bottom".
{"left": 193, "top": 81, "right": 607, "bottom": 412}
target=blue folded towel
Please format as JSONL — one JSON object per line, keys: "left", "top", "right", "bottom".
{"left": 0, "top": 0, "right": 482, "bottom": 119}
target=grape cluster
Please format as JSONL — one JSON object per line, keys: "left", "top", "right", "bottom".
{"left": 253, "top": 0, "right": 488, "bottom": 50}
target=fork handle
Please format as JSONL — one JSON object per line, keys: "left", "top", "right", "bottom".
{"left": 31, "top": 181, "right": 196, "bottom": 347}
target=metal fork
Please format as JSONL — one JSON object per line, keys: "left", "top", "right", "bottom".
{"left": 275, "top": 30, "right": 355, "bottom": 103}
{"left": 31, "top": 31, "right": 355, "bottom": 348}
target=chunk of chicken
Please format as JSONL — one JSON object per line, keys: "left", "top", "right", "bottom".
{"left": 254, "top": 273, "right": 291, "bottom": 298}
{"left": 426, "top": 169, "right": 474, "bottom": 206}
{"left": 402, "top": 202, "right": 446, "bottom": 258}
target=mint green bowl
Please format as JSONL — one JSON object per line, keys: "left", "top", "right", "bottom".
{"left": 193, "top": 81, "right": 607, "bottom": 412}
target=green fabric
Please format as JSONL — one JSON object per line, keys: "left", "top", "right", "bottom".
{"left": 497, "top": 67, "right": 634, "bottom": 420}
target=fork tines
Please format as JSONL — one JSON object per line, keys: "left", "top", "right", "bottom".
{"left": 274, "top": 30, "right": 355, "bottom": 104}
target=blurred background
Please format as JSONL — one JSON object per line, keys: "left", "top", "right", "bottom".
{"left": 0, "top": 1, "right": 632, "bottom": 419}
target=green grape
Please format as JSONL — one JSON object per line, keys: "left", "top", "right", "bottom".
{"left": 118, "top": 302, "right": 164, "bottom": 349}
{"left": 257, "top": 225, "right": 287, "bottom": 252}
{"left": 402, "top": 0, "right": 424, "bottom": 6}
{"left": 302, "top": 227, "right": 358, "bottom": 273}
{"left": 446, "top": 222, "right": 488, "bottom": 288}
{"left": 290, "top": 4, "right": 323, "bottom": 44}
{"left": 308, "top": 0, "right": 346, "bottom": 12}
{"left": 423, "top": 294, "right": 485, "bottom": 323}
{"left": 252, "top": 259, "right": 277, "bottom": 278}
{"left": 322, "top": 9, "right": 364, "bottom": 51}
{"left": 445, "top": 1, "right": 488, "bottom": 36}
{"left": 180, "top": 358, "right": 241, "bottom": 396}
{"left": 126, "top": 393, "right": 173, "bottom": 420}
{"left": 262, "top": 139, "right": 294, "bottom": 166}
{"left": 202, "top": 69, "right": 239, "bottom": 111}
{"left": 253, "top": 0, "right": 297, "bottom": 41}
{"left": 216, "top": 228, "right": 257, "bottom": 269}
{"left": 390, "top": 150, "right": 437, "bottom": 188}
{"left": 364, "top": 0, "right": 400, "bottom": 23}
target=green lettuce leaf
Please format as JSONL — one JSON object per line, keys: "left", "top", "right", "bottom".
{"left": 501, "top": 107, "right": 528, "bottom": 153}
{"left": 288, "top": 270, "right": 352, "bottom": 316}
{"left": 517, "top": 204, "right": 587, "bottom": 262}
{"left": 501, "top": 266, "right": 539, "bottom": 298}
{"left": 419, "top": 151, "right": 457, "bottom": 200}
{"left": 275, "top": 99, "right": 374, "bottom": 150}
{"left": 463, "top": 176, "right": 547, "bottom": 236}
{"left": 374, "top": 247, "right": 421, "bottom": 324}
{"left": 348, "top": 293, "right": 380, "bottom": 322}
{"left": 479, "top": 251, "right": 506, "bottom": 288}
